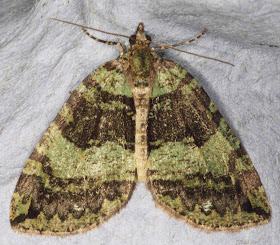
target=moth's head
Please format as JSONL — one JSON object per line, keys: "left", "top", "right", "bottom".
{"left": 129, "top": 23, "right": 151, "bottom": 47}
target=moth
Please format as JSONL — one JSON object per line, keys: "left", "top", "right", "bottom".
{"left": 10, "top": 19, "right": 270, "bottom": 235}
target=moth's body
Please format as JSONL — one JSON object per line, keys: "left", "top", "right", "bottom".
{"left": 123, "top": 23, "right": 157, "bottom": 181}
{"left": 132, "top": 84, "right": 151, "bottom": 181}
{"left": 10, "top": 22, "right": 270, "bottom": 235}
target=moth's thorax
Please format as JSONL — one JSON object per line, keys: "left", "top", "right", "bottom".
{"left": 131, "top": 48, "right": 153, "bottom": 86}
{"left": 124, "top": 22, "right": 155, "bottom": 88}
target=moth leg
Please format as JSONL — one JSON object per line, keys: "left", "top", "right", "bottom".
{"left": 117, "top": 43, "right": 125, "bottom": 55}
{"left": 82, "top": 27, "right": 125, "bottom": 55}
{"left": 154, "top": 28, "right": 207, "bottom": 50}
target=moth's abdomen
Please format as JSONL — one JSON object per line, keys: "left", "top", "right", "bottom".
{"left": 132, "top": 86, "right": 152, "bottom": 181}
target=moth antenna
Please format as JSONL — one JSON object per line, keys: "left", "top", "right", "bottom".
{"left": 48, "top": 18, "right": 132, "bottom": 39}
{"left": 150, "top": 43, "right": 234, "bottom": 66}
{"left": 168, "top": 46, "right": 234, "bottom": 66}
{"left": 49, "top": 18, "right": 233, "bottom": 66}
{"left": 148, "top": 28, "right": 233, "bottom": 66}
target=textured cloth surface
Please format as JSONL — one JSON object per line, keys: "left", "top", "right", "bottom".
{"left": 0, "top": 0, "right": 279, "bottom": 244}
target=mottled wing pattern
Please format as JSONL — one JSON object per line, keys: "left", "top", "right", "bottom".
{"left": 147, "top": 58, "right": 270, "bottom": 231}
{"left": 10, "top": 59, "right": 137, "bottom": 235}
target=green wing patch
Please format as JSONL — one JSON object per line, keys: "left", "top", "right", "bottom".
{"left": 10, "top": 60, "right": 137, "bottom": 235}
{"left": 147, "top": 59, "right": 270, "bottom": 231}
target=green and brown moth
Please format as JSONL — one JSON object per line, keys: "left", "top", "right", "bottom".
{"left": 10, "top": 20, "right": 270, "bottom": 235}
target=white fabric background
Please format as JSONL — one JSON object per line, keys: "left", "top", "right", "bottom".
{"left": 0, "top": 0, "right": 279, "bottom": 244}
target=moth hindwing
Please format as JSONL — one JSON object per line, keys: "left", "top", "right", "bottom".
{"left": 10, "top": 22, "right": 270, "bottom": 235}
